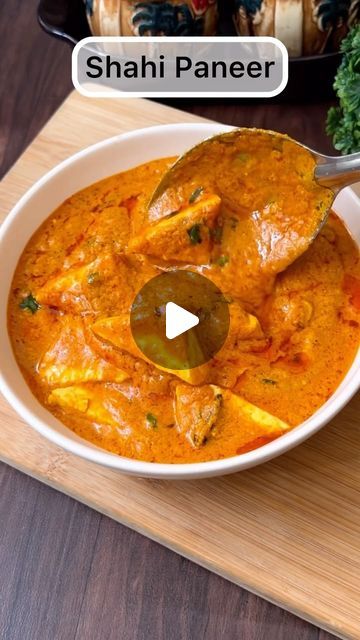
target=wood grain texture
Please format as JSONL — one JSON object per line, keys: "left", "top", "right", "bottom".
{"left": 0, "top": 90, "right": 358, "bottom": 640}
{"left": 0, "top": 0, "right": 73, "bottom": 178}
{"left": 0, "top": 466, "right": 328, "bottom": 640}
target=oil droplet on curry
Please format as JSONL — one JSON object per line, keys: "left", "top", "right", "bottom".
{"left": 8, "top": 136, "right": 360, "bottom": 463}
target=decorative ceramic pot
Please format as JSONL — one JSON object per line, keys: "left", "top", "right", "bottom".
{"left": 233, "top": 0, "right": 359, "bottom": 57}
{"left": 84, "top": 0, "right": 218, "bottom": 36}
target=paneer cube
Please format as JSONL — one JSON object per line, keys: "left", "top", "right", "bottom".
{"left": 174, "top": 383, "right": 291, "bottom": 449}
{"left": 218, "top": 302, "right": 268, "bottom": 361}
{"left": 64, "top": 206, "right": 130, "bottom": 267}
{"left": 38, "top": 317, "right": 128, "bottom": 386}
{"left": 223, "top": 390, "right": 290, "bottom": 441}
{"left": 36, "top": 253, "right": 156, "bottom": 314}
{"left": 128, "top": 194, "right": 221, "bottom": 265}
{"left": 48, "top": 386, "right": 118, "bottom": 426}
{"left": 174, "top": 384, "right": 223, "bottom": 447}
{"left": 92, "top": 315, "right": 209, "bottom": 385}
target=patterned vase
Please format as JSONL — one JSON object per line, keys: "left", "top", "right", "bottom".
{"left": 233, "top": 0, "right": 359, "bottom": 57}
{"left": 84, "top": 0, "right": 218, "bottom": 36}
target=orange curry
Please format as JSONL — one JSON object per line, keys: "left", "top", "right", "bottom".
{"left": 7, "top": 139, "right": 360, "bottom": 463}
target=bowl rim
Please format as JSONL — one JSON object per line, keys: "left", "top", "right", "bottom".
{"left": 1, "top": 122, "right": 359, "bottom": 479}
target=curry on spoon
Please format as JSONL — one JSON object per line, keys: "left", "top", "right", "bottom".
{"left": 139, "top": 129, "right": 360, "bottom": 303}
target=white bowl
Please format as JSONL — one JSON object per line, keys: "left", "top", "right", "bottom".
{"left": 0, "top": 123, "right": 359, "bottom": 479}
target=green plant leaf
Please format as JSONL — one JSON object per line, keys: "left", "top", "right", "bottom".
{"left": 327, "top": 25, "right": 360, "bottom": 155}
{"left": 19, "top": 293, "right": 40, "bottom": 314}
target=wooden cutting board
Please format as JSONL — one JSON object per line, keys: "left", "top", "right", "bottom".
{"left": 1, "top": 92, "right": 360, "bottom": 640}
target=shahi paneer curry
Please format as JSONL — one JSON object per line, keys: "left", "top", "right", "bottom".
{"left": 8, "top": 130, "right": 360, "bottom": 463}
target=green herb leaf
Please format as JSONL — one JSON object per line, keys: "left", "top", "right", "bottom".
{"left": 234, "top": 152, "right": 249, "bottom": 163}
{"left": 216, "top": 255, "right": 229, "bottom": 267}
{"left": 210, "top": 224, "right": 223, "bottom": 244}
{"left": 87, "top": 271, "right": 100, "bottom": 285}
{"left": 326, "top": 25, "right": 360, "bottom": 154}
{"left": 19, "top": 293, "right": 40, "bottom": 314}
{"left": 146, "top": 412, "right": 158, "bottom": 429}
{"left": 189, "top": 187, "right": 204, "bottom": 204}
{"left": 187, "top": 224, "right": 202, "bottom": 244}
{"left": 262, "top": 378, "right": 277, "bottom": 385}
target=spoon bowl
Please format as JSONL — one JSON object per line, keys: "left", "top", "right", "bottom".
{"left": 148, "top": 128, "right": 360, "bottom": 278}
{"left": 148, "top": 129, "right": 328, "bottom": 283}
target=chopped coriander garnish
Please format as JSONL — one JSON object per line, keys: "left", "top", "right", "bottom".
{"left": 19, "top": 293, "right": 40, "bottom": 314}
{"left": 211, "top": 224, "right": 223, "bottom": 244}
{"left": 87, "top": 271, "right": 100, "bottom": 285}
{"left": 234, "top": 152, "right": 249, "bottom": 163}
{"left": 187, "top": 224, "right": 202, "bottom": 244}
{"left": 189, "top": 187, "right": 204, "bottom": 204}
{"left": 146, "top": 413, "right": 158, "bottom": 429}
{"left": 262, "top": 378, "right": 277, "bottom": 385}
{"left": 216, "top": 255, "right": 229, "bottom": 267}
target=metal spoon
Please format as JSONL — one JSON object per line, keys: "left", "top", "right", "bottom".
{"left": 148, "top": 128, "right": 360, "bottom": 262}
{"left": 149, "top": 128, "right": 360, "bottom": 208}
{"left": 314, "top": 150, "right": 360, "bottom": 191}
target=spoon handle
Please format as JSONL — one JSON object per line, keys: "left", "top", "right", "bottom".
{"left": 315, "top": 152, "right": 360, "bottom": 191}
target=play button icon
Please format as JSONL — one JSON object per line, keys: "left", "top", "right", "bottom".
{"left": 130, "top": 270, "right": 230, "bottom": 370}
{"left": 165, "top": 302, "right": 199, "bottom": 340}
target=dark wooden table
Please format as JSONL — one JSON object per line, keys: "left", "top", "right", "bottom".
{"left": 0, "top": 3, "right": 338, "bottom": 639}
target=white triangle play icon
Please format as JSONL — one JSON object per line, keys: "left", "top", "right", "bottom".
{"left": 165, "top": 302, "right": 199, "bottom": 340}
